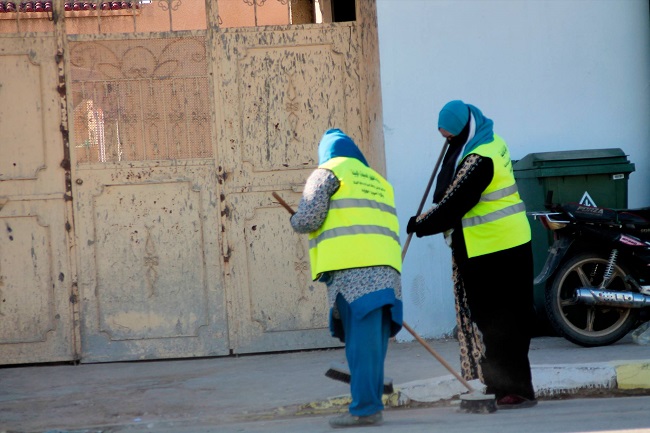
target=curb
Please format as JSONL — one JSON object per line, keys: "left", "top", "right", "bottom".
{"left": 296, "top": 360, "right": 650, "bottom": 415}
{"left": 613, "top": 361, "right": 650, "bottom": 390}
{"left": 532, "top": 363, "right": 616, "bottom": 398}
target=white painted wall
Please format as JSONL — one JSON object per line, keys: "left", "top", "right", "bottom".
{"left": 376, "top": 0, "right": 650, "bottom": 340}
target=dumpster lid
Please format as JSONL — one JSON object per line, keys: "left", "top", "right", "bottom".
{"left": 513, "top": 148, "right": 635, "bottom": 177}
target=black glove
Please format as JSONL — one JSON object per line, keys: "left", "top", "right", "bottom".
{"left": 406, "top": 216, "right": 418, "bottom": 235}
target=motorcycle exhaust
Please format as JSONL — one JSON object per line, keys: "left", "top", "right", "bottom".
{"left": 574, "top": 288, "right": 650, "bottom": 308}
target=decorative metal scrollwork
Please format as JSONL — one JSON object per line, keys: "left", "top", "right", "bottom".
{"left": 242, "top": 0, "right": 289, "bottom": 6}
{"left": 157, "top": 0, "right": 180, "bottom": 12}
{"left": 143, "top": 226, "right": 159, "bottom": 298}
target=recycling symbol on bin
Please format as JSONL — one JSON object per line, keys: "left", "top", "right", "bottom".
{"left": 579, "top": 191, "right": 597, "bottom": 207}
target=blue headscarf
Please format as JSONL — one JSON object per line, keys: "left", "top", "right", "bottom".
{"left": 432, "top": 101, "right": 495, "bottom": 203}
{"left": 317, "top": 128, "right": 369, "bottom": 167}
{"left": 438, "top": 100, "right": 494, "bottom": 157}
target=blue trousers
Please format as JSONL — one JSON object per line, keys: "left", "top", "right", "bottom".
{"left": 335, "top": 293, "right": 391, "bottom": 416}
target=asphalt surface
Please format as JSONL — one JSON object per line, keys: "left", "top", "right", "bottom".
{"left": 0, "top": 332, "right": 649, "bottom": 433}
{"left": 111, "top": 395, "right": 650, "bottom": 433}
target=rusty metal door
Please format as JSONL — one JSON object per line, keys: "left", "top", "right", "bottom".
{"left": 61, "top": 2, "right": 231, "bottom": 361}
{"left": 215, "top": 3, "right": 385, "bottom": 353}
{"left": 0, "top": 34, "right": 77, "bottom": 364}
{"left": 0, "top": 0, "right": 385, "bottom": 363}
{"left": 68, "top": 33, "right": 231, "bottom": 362}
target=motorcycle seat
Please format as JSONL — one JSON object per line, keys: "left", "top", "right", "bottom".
{"left": 564, "top": 203, "right": 618, "bottom": 223}
{"left": 618, "top": 208, "right": 650, "bottom": 228}
{"left": 563, "top": 203, "right": 650, "bottom": 227}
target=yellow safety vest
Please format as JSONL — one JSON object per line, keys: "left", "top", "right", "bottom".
{"left": 308, "top": 157, "right": 402, "bottom": 280}
{"left": 461, "top": 135, "right": 531, "bottom": 258}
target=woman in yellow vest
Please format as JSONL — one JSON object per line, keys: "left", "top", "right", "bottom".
{"left": 290, "top": 128, "right": 403, "bottom": 428}
{"left": 407, "top": 101, "right": 537, "bottom": 409}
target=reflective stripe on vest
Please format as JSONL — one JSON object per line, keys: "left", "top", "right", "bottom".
{"left": 479, "top": 183, "right": 519, "bottom": 202}
{"left": 462, "top": 202, "right": 527, "bottom": 228}
{"left": 328, "top": 198, "right": 397, "bottom": 214}
{"left": 461, "top": 135, "right": 531, "bottom": 257}
{"left": 309, "top": 225, "right": 400, "bottom": 249}
{"left": 307, "top": 157, "right": 402, "bottom": 280}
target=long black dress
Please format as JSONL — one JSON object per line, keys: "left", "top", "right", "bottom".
{"left": 412, "top": 153, "right": 536, "bottom": 401}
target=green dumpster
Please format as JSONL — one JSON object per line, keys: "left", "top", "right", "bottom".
{"left": 513, "top": 148, "right": 636, "bottom": 332}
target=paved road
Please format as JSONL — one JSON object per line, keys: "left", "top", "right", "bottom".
{"left": 2, "top": 336, "right": 648, "bottom": 432}
{"left": 110, "top": 395, "right": 650, "bottom": 433}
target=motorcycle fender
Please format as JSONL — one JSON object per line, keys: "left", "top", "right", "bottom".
{"left": 533, "top": 236, "right": 574, "bottom": 285}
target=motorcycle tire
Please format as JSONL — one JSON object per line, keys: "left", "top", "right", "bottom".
{"left": 545, "top": 251, "right": 639, "bottom": 347}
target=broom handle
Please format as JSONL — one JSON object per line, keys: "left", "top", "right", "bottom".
{"left": 272, "top": 141, "right": 474, "bottom": 393}
{"left": 401, "top": 139, "right": 449, "bottom": 261}
{"left": 401, "top": 322, "right": 474, "bottom": 392}
{"left": 400, "top": 140, "right": 474, "bottom": 391}
{"left": 272, "top": 192, "right": 296, "bottom": 215}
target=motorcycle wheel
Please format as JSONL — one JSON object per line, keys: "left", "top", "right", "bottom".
{"left": 545, "top": 251, "right": 639, "bottom": 347}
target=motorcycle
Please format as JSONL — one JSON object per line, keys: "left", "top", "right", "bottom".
{"left": 531, "top": 195, "right": 650, "bottom": 347}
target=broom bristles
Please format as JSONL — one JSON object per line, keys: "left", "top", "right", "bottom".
{"left": 324, "top": 362, "right": 394, "bottom": 394}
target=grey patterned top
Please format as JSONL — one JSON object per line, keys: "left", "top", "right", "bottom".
{"left": 290, "top": 168, "right": 402, "bottom": 312}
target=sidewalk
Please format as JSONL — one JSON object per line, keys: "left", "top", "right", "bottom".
{"left": 0, "top": 334, "right": 649, "bottom": 433}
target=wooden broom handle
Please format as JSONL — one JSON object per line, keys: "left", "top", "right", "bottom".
{"left": 272, "top": 192, "right": 296, "bottom": 215}
{"left": 401, "top": 139, "right": 449, "bottom": 261}
{"left": 400, "top": 139, "right": 475, "bottom": 392}
{"left": 401, "top": 322, "right": 474, "bottom": 392}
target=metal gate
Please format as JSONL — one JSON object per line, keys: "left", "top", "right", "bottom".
{"left": 0, "top": 32, "right": 77, "bottom": 364}
{"left": 0, "top": 0, "right": 385, "bottom": 364}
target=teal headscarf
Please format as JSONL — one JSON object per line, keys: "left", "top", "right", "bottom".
{"left": 318, "top": 128, "right": 369, "bottom": 167}
{"left": 438, "top": 100, "right": 494, "bottom": 157}
{"left": 432, "top": 101, "right": 495, "bottom": 202}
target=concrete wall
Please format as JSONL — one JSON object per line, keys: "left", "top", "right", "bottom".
{"left": 376, "top": 0, "right": 650, "bottom": 340}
